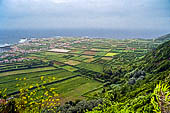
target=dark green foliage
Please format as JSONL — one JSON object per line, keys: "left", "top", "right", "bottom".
{"left": 56, "top": 99, "right": 103, "bottom": 113}
{"left": 88, "top": 40, "right": 170, "bottom": 112}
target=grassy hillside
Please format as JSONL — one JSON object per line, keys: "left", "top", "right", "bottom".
{"left": 88, "top": 40, "right": 170, "bottom": 113}
{"left": 155, "top": 34, "right": 170, "bottom": 42}
{"left": 0, "top": 38, "right": 169, "bottom": 113}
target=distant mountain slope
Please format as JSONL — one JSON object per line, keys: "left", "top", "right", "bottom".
{"left": 88, "top": 40, "right": 170, "bottom": 113}
{"left": 155, "top": 33, "right": 170, "bottom": 42}
{"left": 142, "top": 40, "right": 170, "bottom": 73}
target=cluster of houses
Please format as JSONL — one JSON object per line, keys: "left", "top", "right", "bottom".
{"left": 0, "top": 54, "right": 16, "bottom": 59}
{"left": 0, "top": 57, "right": 31, "bottom": 64}
{"left": 0, "top": 37, "right": 93, "bottom": 64}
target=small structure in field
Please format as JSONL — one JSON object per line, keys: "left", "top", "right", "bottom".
{"left": 48, "top": 48, "right": 71, "bottom": 53}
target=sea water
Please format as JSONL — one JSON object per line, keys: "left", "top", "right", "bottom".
{"left": 0, "top": 29, "right": 169, "bottom": 45}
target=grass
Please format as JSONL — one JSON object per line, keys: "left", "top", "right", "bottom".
{"left": 62, "top": 65, "right": 78, "bottom": 72}
{"left": 0, "top": 67, "right": 56, "bottom": 77}
{"left": 77, "top": 63, "right": 103, "bottom": 73}
{"left": 47, "top": 76, "right": 101, "bottom": 103}
{"left": 95, "top": 52, "right": 107, "bottom": 56}
{"left": 70, "top": 56, "right": 87, "bottom": 61}
{"left": 0, "top": 69, "right": 79, "bottom": 94}
{"left": 105, "top": 53, "right": 119, "bottom": 56}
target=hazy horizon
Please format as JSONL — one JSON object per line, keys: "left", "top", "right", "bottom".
{"left": 0, "top": 0, "right": 170, "bottom": 30}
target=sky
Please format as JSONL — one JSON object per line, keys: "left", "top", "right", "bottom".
{"left": 0, "top": 0, "right": 170, "bottom": 30}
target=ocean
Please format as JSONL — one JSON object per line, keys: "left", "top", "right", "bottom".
{"left": 0, "top": 29, "right": 169, "bottom": 45}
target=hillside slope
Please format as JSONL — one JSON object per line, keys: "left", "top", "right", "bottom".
{"left": 143, "top": 40, "right": 170, "bottom": 73}
{"left": 88, "top": 40, "right": 170, "bottom": 113}
{"left": 155, "top": 34, "right": 170, "bottom": 42}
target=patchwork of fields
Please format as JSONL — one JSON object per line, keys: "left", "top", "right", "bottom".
{"left": 0, "top": 38, "right": 162, "bottom": 104}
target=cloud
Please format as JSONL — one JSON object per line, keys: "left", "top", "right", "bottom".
{"left": 0, "top": 0, "right": 170, "bottom": 30}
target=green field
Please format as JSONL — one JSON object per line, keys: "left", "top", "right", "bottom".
{"left": 0, "top": 37, "right": 161, "bottom": 106}
{"left": 105, "top": 53, "right": 119, "bottom": 56}
{"left": 77, "top": 63, "right": 103, "bottom": 73}
{"left": 48, "top": 77, "right": 102, "bottom": 102}
{"left": 0, "top": 67, "right": 56, "bottom": 77}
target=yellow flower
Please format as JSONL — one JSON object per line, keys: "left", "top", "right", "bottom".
{"left": 19, "top": 89, "right": 23, "bottom": 93}
{"left": 23, "top": 78, "right": 26, "bottom": 80}
{"left": 36, "top": 83, "right": 39, "bottom": 87}
{"left": 56, "top": 99, "right": 60, "bottom": 101}
{"left": 52, "top": 77, "right": 56, "bottom": 80}
{"left": 16, "top": 78, "right": 18, "bottom": 80}
{"left": 30, "top": 92, "right": 33, "bottom": 95}
{"left": 26, "top": 89, "right": 29, "bottom": 92}
{"left": 48, "top": 96, "right": 52, "bottom": 98}
{"left": 16, "top": 84, "right": 19, "bottom": 87}
{"left": 29, "top": 85, "right": 33, "bottom": 89}
{"left": 54, "top": 94, "right": 59, "bottom": 97}
{"left": 50, "top": 88, "right": 55, "bottom": 91}
{"left": 24, "top": 101, "right": 28, "bottom": 104}
{"left": 43, "top": 81, "right": 47, "bottom": 84}
{"left": 40, "top": 76, "right": 44, "bottom": 80}
{"left": 22, "top": 96, "right": 27, "bottom": 100}
{"left": 42, "top": 99, "right": 45, "bottom": 103}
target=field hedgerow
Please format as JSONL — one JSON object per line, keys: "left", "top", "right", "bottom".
{"left": 0, "top": 76, "right": 60, "bottom": 113}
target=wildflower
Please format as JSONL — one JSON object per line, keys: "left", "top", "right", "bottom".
{"left": 22, "top": 96, "right": 27, "bottom": 100}
{"left": 25, "top": 89, "right": 29, "bottom": 92}
{"left": 16, "top": 78, "right": 18, "bottom": 80}
{"left": 42, "top": 99, "right": 45, "bottom": 103}
{"left": 44, "top": 91, "right": 48, "bottom": 96}
{"left": 43, "top": 81, "right": 47, "bottom": 84}
{"left": 30, "top": 92, "right": 33, "bottom": 95}
{"left": 36, "top": 83, "right": 39, "bottom": 87}
{"left": 54, "top": 94, "right": 59, "bottom": 97}
{"left": 48, "top": 96, "right": 52, "bottom": 98}
{"left": 16, "top": 84, "right": 19, "bottom": 87}
{"left": 23, "top": 78, "right": 26, "bottom": 80}
{"left": 56, "top": 99, "right": 60, "bottom": 101}
{"left": 29, "top": 85, "right": 33, "bottom": 89}
{"left": 24, "top": 101, "right": 27, "bottom": 104}
{"left": 50, "top": 88, "right": 55, "bottom": 91}
{"left": 52, "top": 77, "right": 56, "bottom": 80}
{"left": 19, "top": 89, "right": 23, "bottom": 93}
{"left": 40, "top": 76, "right": 44, "bottom": 80}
